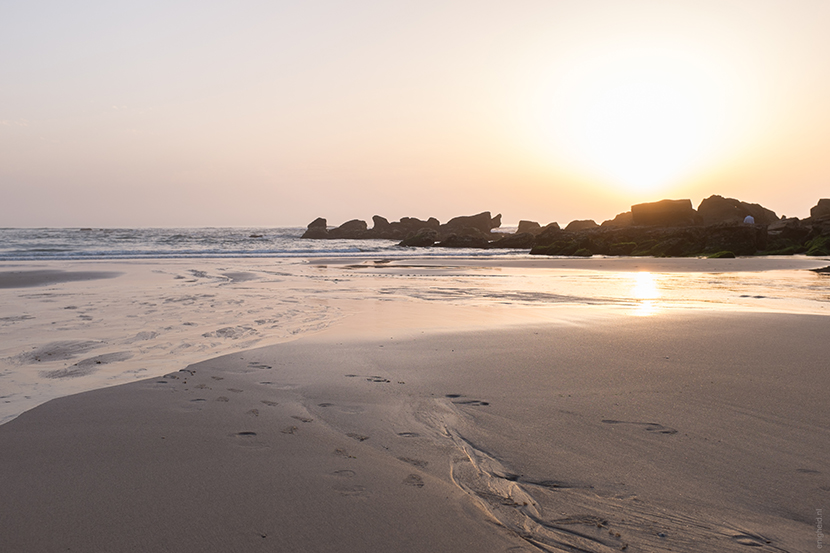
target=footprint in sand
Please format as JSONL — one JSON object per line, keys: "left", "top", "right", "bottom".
{"left": 260, "top": 400, "right": 278, "bottom": 407}
{"left": 601, "top": 419, "right": 678, "bottom": 435}
{"left": 403, "top": 474, "right": 425, "bottom": 488}
{"left": 281, "top": 426, "right": 298, "bottom": 434}
{"left": 366, "top": 376, "right": 390, "bottom": 383}
{"left": 332, "top": 469, "right": 356, "bottom": 478}
{"left": 398, "top": 457, "right": 428, "bottom": 468}
{"left": 247, "top": 409, "right": 259, "bottom": 416}
{"left": 216, "top": 396, "right": 230, "bottom": 402}
{"left": 397, "top": 431, "right": 420, "bottom": 438}
{"left": 346, "top": 432, "right": 369, "bottom": 442}
{"left": 291, "top": 416, "right": 313, "bottom": 423}
{"left": 446, "top": 394, "right": 490, "bottom": 406}
{"left": 332, "top": 485, "right": 368, "bottom": 497}
{"left": 231, "top": 431, "right": 268, "bottom": 449}
{"left": 333, "top": 448, "right": 356, "bottom": 459}
{"left": 227, "top": 388, "right": 244, "bottom": 393}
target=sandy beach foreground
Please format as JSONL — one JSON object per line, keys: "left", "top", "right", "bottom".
{"left": 1, "top": 303, "right": 828, "bottom": 552}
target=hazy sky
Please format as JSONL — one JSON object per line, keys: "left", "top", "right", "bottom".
{"left": 2, "top": 1, "right": 829, "bottom": 228}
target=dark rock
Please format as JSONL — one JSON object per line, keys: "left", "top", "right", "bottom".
{"left": 806, "top": 235, "right": 830, "bottom": 256}
{"left": 517, "top": 220, "right": 541, "bottom": 235}
{"left": 328, "top": 219, "right": 368, "bottom": 239}
{"left": 442, "top": 212, "right": 500, "bottom": 234}
{"left": 531, "top": 223, "right": 765, "bottom": 258}
{"left": 490, "top": 232, "right": 535, "bottom": 249}
{"left": 601, "top": 212, "right": 633, "bottom": 228}
{"left": 301, "top": 217, "right": 329, "bottom": 239}
{"left": 535, "top": 223, "right": 564, "bottom": 243}
{"left": 631, "top": 199, "right": 699, "bottom": 227}
{"left": 702, "top": 224, "right": 766, "bottom": 256}
{"left": 398, "top": 228, "right": 438, "bottom": 248}
{"left": 811, "top": 199, "right": 830, "bottom": 220}
{"left": 400, "top": 217, "right": 439, "bottom": 230}
{"left": 372, "top": 215, "right": 390, "bottom": 230}
{"left": 565, "top": 219, "right": 599, "bottom": 231}
{"left": 608, "top": 242, "right": 637, "bottom": 256}
{"left": 436, "top": 229, "right": 491, "bottom": 249}
{"left": 697, "top": 195, "right": 778, "bottom": 226}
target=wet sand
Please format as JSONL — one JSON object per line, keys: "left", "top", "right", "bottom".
{"left": 0, "top": 256, "right": 828, "bottom": 552}
{"left": 1, "top": 307, "right": 828, "bottom": 552}
{"left": 0, "top": 269, "right": 122, "bottom": 288}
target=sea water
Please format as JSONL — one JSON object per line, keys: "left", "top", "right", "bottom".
{"left": 0, "top": 227, "right": 525, "bottom": 261}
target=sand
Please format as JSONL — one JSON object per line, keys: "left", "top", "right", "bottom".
{"left": 1, "top": 256, "right": 829, "bottom": 552}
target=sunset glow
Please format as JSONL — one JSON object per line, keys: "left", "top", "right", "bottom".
{"left": 1, "top": 2, "right": 829, "bottom": 227}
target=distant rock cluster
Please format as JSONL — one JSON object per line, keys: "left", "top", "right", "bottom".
{"left": 301, "top": 196, "right": 830, "bottom": 258}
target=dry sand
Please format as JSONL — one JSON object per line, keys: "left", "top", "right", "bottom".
{"left": 1, "top": 257, "right": 829, "bottom": 552}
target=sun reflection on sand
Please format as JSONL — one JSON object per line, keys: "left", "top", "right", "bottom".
{"left": 630, "top": 271, "right": 661, "bottom": 316}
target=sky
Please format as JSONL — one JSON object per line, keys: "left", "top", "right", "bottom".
{"left": 2, "top": 1, "right": 829, "bottom": 228}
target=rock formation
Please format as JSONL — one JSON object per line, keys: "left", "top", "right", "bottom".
{"left": 697, "top": 195, "right": 778, "bottom": 226}
{"left": 811, "top": 199, "right": 830, "bottom": 220}
{"left": 299, "top": 197, "right": 830, "bottom": 257}
{"left": 564, "top": 219, "right": 599, "bottom": 232}
{"left": 631, "top": 199, "right": 699, "bottom": 227}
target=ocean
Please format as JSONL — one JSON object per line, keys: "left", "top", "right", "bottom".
{"left": 0, "top": 227, "right": 526, "bottom": 262}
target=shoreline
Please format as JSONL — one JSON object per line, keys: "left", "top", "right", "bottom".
{"left": 1, "top": 309, "right": 827, "bottom": 551}
{"left": 1, "top": 255, "right": 828, "bottom": 426}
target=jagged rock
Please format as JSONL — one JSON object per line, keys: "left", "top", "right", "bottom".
{"left": 697, "top": 195, "right": 778, "bottom": 226}
{"left": 631, "top": 199, "right": 699, "bottom": 227}
{"left": 702, "top": 224, "right": 767, "bottom": 256}
{"left": 442, "top": 212, "right": 501, "bottom": 234}
{"left": 328, "top": 219, "right": 368, "bottom": 239}
{"left": 490, "top": 232, "right": 535, "bottom": 249}
{"left": 517, "top": 220, "right": 541, "bottom": 235}
{"left": 400, "top": 217, "right": 439, "bottom": 230}
{"left": 565, "top": 219, "right": 599, "bottom": 231}
{"left": 372, "top": 215, "right": 390, "bottom": 230}
{"left": 601, "top": 212, "right": 633, "bottom": 228}
{"left": 531, "top": 224, "right": 766, "bottom": 258}
{"left": 436, "top": 228, "right": 491, "bottom": 248}
{"left": 811, "top": 199, "right": 830, "bottom": 220}
{"left": 301, "top": 217, "right": 329, "bottom": 239}
{"left": 398, "top": 228, "right": 438, "bottom": 247}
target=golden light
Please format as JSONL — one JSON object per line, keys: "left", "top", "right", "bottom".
{"left": 631, "top": 271, "right": 660, "bottom": 316}
{"left": 523, "top": 45, "right": 745, "bottom": 196}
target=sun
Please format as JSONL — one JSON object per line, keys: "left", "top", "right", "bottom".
{"left": 525, "top": 47, "right": 735, "bottom": 195}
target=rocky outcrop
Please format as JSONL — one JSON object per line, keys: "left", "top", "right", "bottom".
{"left": 631, "top": 199, "right": 700, "bottom": 227}
{"left": 601, "top": 211, "right": 633, "bottom": 228}
{"left": 399, "top": 228, "right": 438, "bottom": 247}
{"left": 441, "top": 212, "right": 501, "bottom": 234}
{"left": 564, "top": 219, "right": 599, "bottom": 231}
{"left": 517, "top": 220, "right": 542, "bottom": 235}
{"left": 530, "top": 223, "right": 768, "bottom": 257}
{"left": 490, "top": 232, "right": 536, "bottom": 249}
{"left": 811, "top": 199, "right": 830, "bottom": 220}
{"left": 301, "top": 217, "right": 329, "bottom": 239}
{"left": 697, "top": 195, "right": 778, "bottom": 226}
{"left": 300, "top": 197, "right": 830, "bottom": 256}
{"left": 328, "top": 219, "right": 368, "bottom": 239}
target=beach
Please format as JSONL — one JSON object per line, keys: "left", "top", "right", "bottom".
{"left": 1, "top": 256, "right": 828, "bottom": 552}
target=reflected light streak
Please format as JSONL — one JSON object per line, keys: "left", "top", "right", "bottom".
{"left": 631, "top": 272, "right": 660, "bottom": 316}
